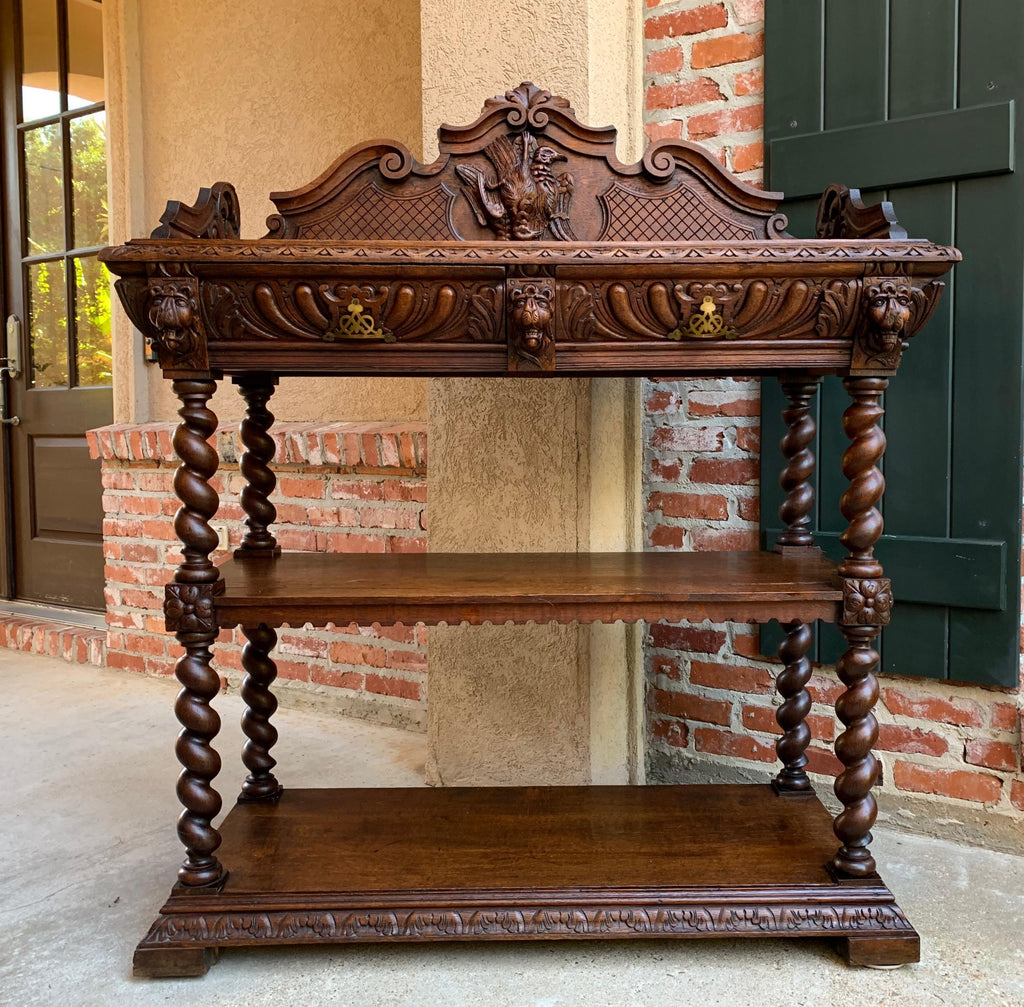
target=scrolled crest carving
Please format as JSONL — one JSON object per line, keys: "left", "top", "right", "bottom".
{"left": 481, "top": 82, "right": 574, "bottom": 131}
{"left": 816, "top": 183, "right": 906, "bottom": 241}
{"left": 152, "top": 181, "right": 240, "bottom": 240}
{"left": 165, "top": 581, "right": 225, "bottom": 634}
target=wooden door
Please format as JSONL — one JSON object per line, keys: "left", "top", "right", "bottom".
{"left": 0, "top": 0, "right": 111, "bottom": 610}
{"left": 762, "top": 0, "right": 1022, "bottom": 687}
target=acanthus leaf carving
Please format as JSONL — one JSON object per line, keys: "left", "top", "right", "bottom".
{"left": 200, "top": 279, "right": 504, "bottom": 345}
{"left": 139, "top": 899, "right": 913, "bottom": 947}
{"left": 556, "top": 277, "right": 865, "bottom": 345}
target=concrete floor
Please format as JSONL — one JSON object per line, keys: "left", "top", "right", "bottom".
{"left": 1, "top": 649, "right": 1023, "bottom": 1007}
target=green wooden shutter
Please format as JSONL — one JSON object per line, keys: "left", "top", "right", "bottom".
{"left": 761, "top": 0, "right": 1022, "bottom": 687}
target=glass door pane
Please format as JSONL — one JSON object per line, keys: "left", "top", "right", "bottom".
{"left": 67, "top": 0, "right": 104, "bottom": 109}
{"left": 73, "top": 256, "right": 111, "bottom": 386}
{"left": 27, "top": 259, "right": 69, "bottom": 387}
{"left": 20, "top": 0, "right": 61, "bottom": 120}
{"left": 22, "top": 122, "right": 64, "bottom": 254}
{"left": 70, "top": 110, "right": 107, "bottom": 246}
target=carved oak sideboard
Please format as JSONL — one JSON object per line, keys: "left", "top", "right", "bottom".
{"left": 100, "top": 84, "right": 959, "bottom": 977}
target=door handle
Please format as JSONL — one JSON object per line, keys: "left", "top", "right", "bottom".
{"left": 1, "top": 315, "right": 21, "bottom": 426}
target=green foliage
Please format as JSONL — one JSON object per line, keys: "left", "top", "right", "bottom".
{"left": 22, "top": 111, "right": 110, "bottom": 387}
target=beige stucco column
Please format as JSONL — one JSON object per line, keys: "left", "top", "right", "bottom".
{"left": 420, "top": 0, "right": 646, "bottom": 785}
{"left": 104, "top": 0, "right": 429, "bottom": 426}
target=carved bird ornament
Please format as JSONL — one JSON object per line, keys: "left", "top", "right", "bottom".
{"left": 456, "top": 130, "right": 578, "bottom": 241}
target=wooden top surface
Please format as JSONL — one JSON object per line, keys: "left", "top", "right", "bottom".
{"left": 214, "top": 550, "right": 842, "bottom": 627}
{"left": 215, "top": 785, "right": 844, "bottom": 895}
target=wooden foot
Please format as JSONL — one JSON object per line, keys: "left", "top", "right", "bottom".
{"left": 132, "top": 944, "right": 218, "bottom": 978}
{"left": 839, "top": 932, "right": 920, "bottom": 967}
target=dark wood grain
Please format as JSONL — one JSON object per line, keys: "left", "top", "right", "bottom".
{"left": 133, "top": 785, "right": 919, "bottom": 976}
{"left": 214, "top": 550, "right": 843, "bottom": 628}
{"left": 216, "top": 785, "right": 846, "bottom": 892}
{"left": 110, "top": 84, "right": 947, "bottom": 974}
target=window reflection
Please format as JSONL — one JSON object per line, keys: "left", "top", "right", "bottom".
{"left": 74, "top": 257, "right": 112, "bottom": 386}
{"left": 71, "top": 111, "right": 108, "bottom": 247}
{"left": 20, "top": 0, "right": 61, "bottom": 121}
{"left": 28, "top": 260, "right": 69, "bottom": 388}
{"left": 68, "top": 0, "right": 105, "bottom": 109}
{"left": 23, "top": 123, "right": 64, "bottom": 255}
{"left": 19, "top": 0, "right": 109, "bottom": 389}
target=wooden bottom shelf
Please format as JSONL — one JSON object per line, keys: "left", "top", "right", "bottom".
{"left": 134, "top": 785, "right": 918, "bottom": 975}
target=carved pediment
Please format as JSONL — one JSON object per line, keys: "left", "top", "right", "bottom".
{"left": 262, "top": 82, "right": 788, "bottom": 243}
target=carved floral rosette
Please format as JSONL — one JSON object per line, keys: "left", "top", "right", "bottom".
{"left": 841, "top": 577, "right": 894, "bottom": 627}
{"left": 165, "top": 582, "right": 225, "bottom": 635}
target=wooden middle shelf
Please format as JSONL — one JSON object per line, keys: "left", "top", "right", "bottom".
{"left": 214, "top": 550, "right": 842, "bottom": 627}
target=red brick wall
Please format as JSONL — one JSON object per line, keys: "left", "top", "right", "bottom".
{"left": 641, "top": 0, "right": 1024, "bottom": 831}
{"left": 88, "top": 421, "right": 429, "bottom": 731}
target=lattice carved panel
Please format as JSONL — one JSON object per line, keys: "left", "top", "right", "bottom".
{"left": 598, "top": 182, "right": 757, "bottom": 242}
{"left": 298, "top": 182, "right": 456, "bottom": 241}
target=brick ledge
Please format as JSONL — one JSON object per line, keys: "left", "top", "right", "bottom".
{"left": 88, "top": 421, "right": 427, "bottom": 472}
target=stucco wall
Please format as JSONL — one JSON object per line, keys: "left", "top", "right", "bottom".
{"left": 105, "top": 0, "right": 428, "bottom": 425}
{"left": 421, "top": 0, "right": 645, "bottom": 787}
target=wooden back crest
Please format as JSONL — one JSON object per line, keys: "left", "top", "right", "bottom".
{"left": 262, "top": 82, "right": 789, "bottom": 243}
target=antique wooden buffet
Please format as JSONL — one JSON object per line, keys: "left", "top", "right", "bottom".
{"left": 100, "top": 85, "right": 960, "bottom": 976}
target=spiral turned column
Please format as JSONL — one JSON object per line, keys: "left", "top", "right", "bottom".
{"left": 773, "top": 620, "right": 813, "bottom": 794}
{"left": 239, "top": 623, "right": 283, "bottom": 802}
{"left": 832, "top": 376, "right": 889, "bottom": 879}
{"left": 169, "top": 378, "right": 226, "bottom": 888}
{"left": 233, "top": 375, "right": 280, "bottom": 557}
{"left": 775, "top": 377, "right": 820, "bottom": 550}
{"left": 838, "top": 377, "right": 887, "bottom": 580}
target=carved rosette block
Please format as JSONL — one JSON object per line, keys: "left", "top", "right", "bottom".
{"left": 233, "top": 375, "right": 280, "bottom": 558}
{"left": 776, "top": 378, "right": 820, "bottom": 550}
{"left": 508, "top": 277, "right": 555, "bottom": 370}
{"left": 148, "top": 269, "right": 209, "bottom": 373}
{"left": 842, "top": 578, "right": 893, "bottom": 627}
{"left": 239, "top": 624, "right": 283, "bottom": 803}
{"left": 773, "top": 621, "right": 814, "bottom": 795}
{"left": 164, "top": 582, "right": 225, "bottom": 634}
{"left": 170, "top": 378, "right": 226, "bottom": 888}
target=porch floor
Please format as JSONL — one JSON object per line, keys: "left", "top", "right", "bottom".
{"left": 2, "top": 648, "right": 1022, "bottom": 1007}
